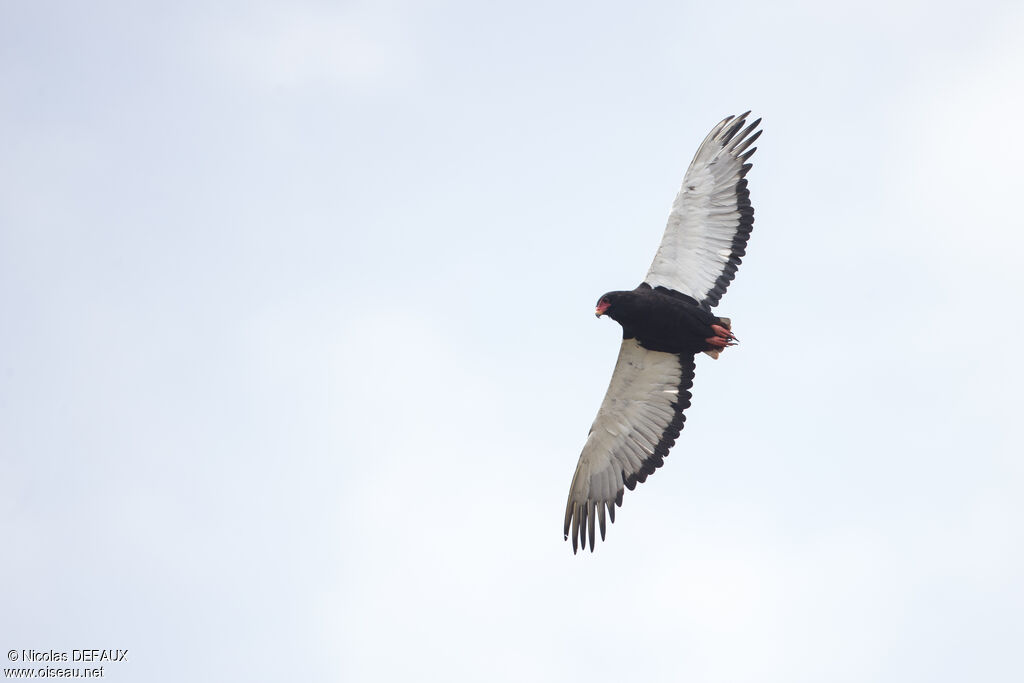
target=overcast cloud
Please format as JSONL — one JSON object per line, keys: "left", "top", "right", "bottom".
{"left": 2, "top": 1, "right": 1023, "bottom": 681}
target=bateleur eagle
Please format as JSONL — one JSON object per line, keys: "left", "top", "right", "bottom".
{"left": 564, "top": 112, "right": 762, "bottom": 553}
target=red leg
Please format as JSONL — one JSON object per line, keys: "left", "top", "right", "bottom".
{"left": 705, "top": 324, "right": 738, "bottom": 349}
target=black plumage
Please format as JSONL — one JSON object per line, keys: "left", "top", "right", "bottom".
{"left": 597, "top": 284, "right": 728, "bottom": 355}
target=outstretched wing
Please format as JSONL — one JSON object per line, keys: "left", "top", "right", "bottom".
{"left": 564, "top": 339, "right": 695, "bottom": 553}
{"left": 644, "top": 112, "right": 761, "bottom": 308}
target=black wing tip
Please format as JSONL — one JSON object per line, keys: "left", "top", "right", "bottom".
{"left": 718, "top": 111, "right": 756, "bottom": 131}
{"left": 729, "top": 111, "right": 758, "bottom": 125}
{"left": 565, "top": 498, "right": 617, "bottom": 554}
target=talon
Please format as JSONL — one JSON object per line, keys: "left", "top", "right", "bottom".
{"left": 710, "top": 324, "right": 737, "bottom": 341}
{"left": 705, "top": 323, "right": 739, "bottom": 351}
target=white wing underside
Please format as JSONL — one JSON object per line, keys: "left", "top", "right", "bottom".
{"left": 564, "top": 339, "right": 695, "bottom": 552}
{"left": 644, "top": 113, "right": 760, "bottom": 308}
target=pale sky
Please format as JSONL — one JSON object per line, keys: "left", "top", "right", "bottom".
{"left": 2, "top": 1, "right": 1023, "bottom": 681}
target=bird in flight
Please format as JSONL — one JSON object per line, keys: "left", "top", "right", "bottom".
{"left": 564, "top": 112, "right": 761, "bottom": 553}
